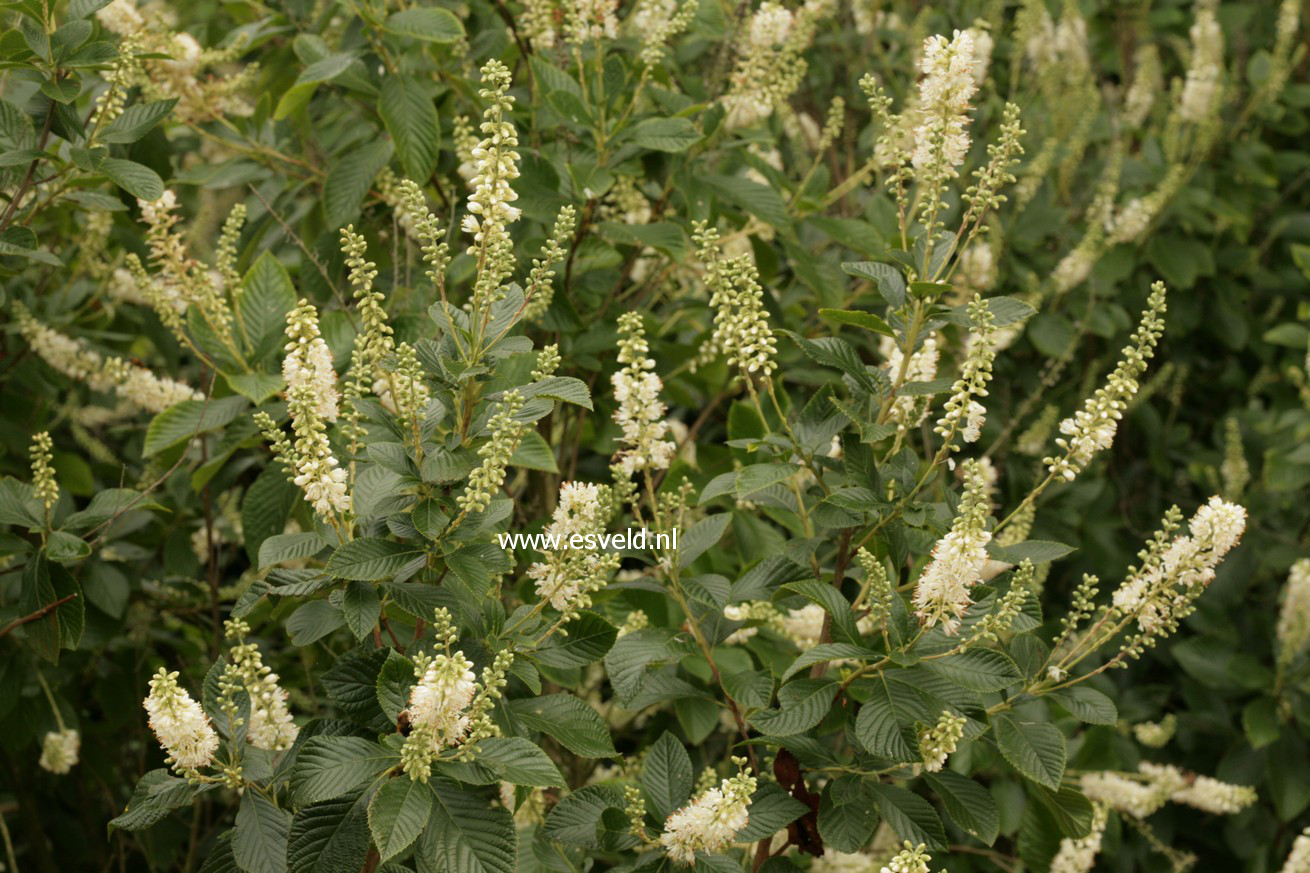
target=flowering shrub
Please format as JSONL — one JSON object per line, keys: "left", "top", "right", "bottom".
{"left": 2, "top": 1, "right": 1309, "bottom": 871}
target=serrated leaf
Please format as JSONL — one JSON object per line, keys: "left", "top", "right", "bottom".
{"left": 325, "top": 537, "right": 423, "bottom": 581}
{"left": 110, "top": 769, "right": 209, "bottom": 832}
{"left": 471, "top": 737, "right": 565, "bottom": 787}
{"left": 924, "top": 771, "right": 999, "bottom": 845}
{"left": 868, "top": 783, "right": 946, "bottom": 850}
{"left": 677, "top": 513, "right": 731, "bottom": 568}
{"left": 819, "top": 308, "right": 895, "bottom": 337}
{"left": 748, "top": 678, "right": 837, "bottom": 736}
{"left": 533, "top": 611, "right": 616, "bottom": 668}
{"left": 993, "top": 715, "right": 1067, "bottom": 790}
{"left": 237, "top": 251, "right": 297, "bottom": 364}
{"left": 384, "top": 7, "right": 465, "bottom": 42}
{"left": 641, "top": 732, "right": 692, "bottom": 820}
{"left": 854, "top": 680, "right": 917, "bottom": 762}
{"left": 100, "top": 157, "right": 163, "bottom": 200}
{"left": 100, "top": 98, "right": 176, "bottom": 143}
{"left": 369, "top": 778, "right": 433, "bottom": 862}
{"left": 292, "top": 737, "right": 398, "bottom": 806}
{"left": 288, "top": 795, "right": 371, "bottom": 873}
{"left": 922, "top": 648, "right": 1022, "bottom": 692}
{"left": 817, "top": 777, "right": 879, "bottom": 852}
{"left": 418, "top": 781, "right": 516, "bottom": 873}
{"left": 380, "top": 75, "right": 439, "bottom": 181}
{"left": 234, "top": 791, "right": 292, "bottom": 873}
{"left": 324, "top": 141, "right": 393, "bottom": 230}
{"left": 842, "top": 261, "right": 906, "bottom": 307}
{"left": 517, "top": 376, "right": 593, "bottom": 409}
{"left": 701, "top": 173, "right": 790, "bottom": 228}
{"left": 1047, "top": 687, "right": 1118, "bottom": 725}
{"left": 628, "top": 117, "right": 700, "bottom": 152}
{"left": 509, "top": 694, "right": 616, "bottom": 757}
{"left": 987, "top": 540, "right": 1076, "bottom": 564}
{"left": 142, "top": 396, "right": 248, "bottom": 457}
{"left": 781, "top": 643, "right": 880, "bottom": 682}
{"left": 287, "top": 600, "right": 346, "bottom": 646}
{"left": 259, "top": 532, "right": 325, "bottom": 569}
{"left": 342, "top": 580, "right": 381, "bottom": 640}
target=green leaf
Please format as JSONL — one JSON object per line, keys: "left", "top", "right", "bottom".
{"left": 110, "top": 769, "right": 209, "bottom": 832}
{"left": 469, "top": 737, "right": 565, "bottom": 787}
{"left": 509, "top": 429, "right": 559, "bottom": 473}
{"left": 259, "top": 532, "right": 325, "bottom": 569}
{"left": 100, "top": 99, "right": 176, "bottom": 143}
{"left": 384, "top": 8, "right": 464, "bottom": 41}
{"left": 677, "top": 513, "right": 731, "bottom": 567}
{"left": 595, "top": 221, "right": 689, "bottom": 260}
{"left": 781, "top": 643, "right": 880, "bottom": 682}
{"left": 287, "top": 795, "right": 371, "bottom": 873}
{"left": 604, "top": 628, "right": 692, "bottom": 703}
{"left": 817, "top": 777, "right": 879, "bottom": 853}
{"left": 701, "top": 173, "right": 790, "bottom": 228}
{"left": 325, "top": 538, "right": 423, "bottom": 581}
{"left": 234, "top": 790, "right": 292, "bottom": 873}
{"left": 736, "top": 463, "right": 795, "bottom": 496}
{"left": 509, "top": 693, "right": 616, "bottom": 757}
{"left": 781, "top": 579, "right": 859, "bottom": 645}
{"left": 748, "top": 678, "right": 837, "bottom": 736}
{"left": 287, "top": 601, "right": 346, "bottom": 646}
{"left": 1047, "top": 687, "right": 1118, "bottom": 725}
{"left": 868, "top": 783, "right": 946, "bottom": 850}
{"left": 324, "top": 141, "right": 393, "bottom": 230}
{"left": 1243, "top": 697, "right": 1281, "bottom": 749}
{"left": 842, "top": 261, "right": 906, "bottom": 307}
{"left": 641, "top": 732, "right": 693, "bottom": 820}
{"left": 243, "top": 468, "right": 300, "bottom": 562}
{"left": 380, "top": 75, "right": 439, "bottom": 181}
{"left": 628, "top": 117, "right": 700, "bottom": 152}
{"left": 342, "top": 580, "right": 381, "bottom": 640}
{"left": 99, "top": 157, "right": 164, "bottom": 201}
{"left": 853, "top": 680, "right": 916, "bottom": 762}
{"left": 275, "top": 52, "right": 355, "bottom": 120}
{"left": 291, "top": 737, "right": 398, "bottom": 806}
{"left": 418, "top": 781, "right": 516, "bottom": 873}
{"left": 375, "top": 649, "right": 414, "bottom": 723}
{"left": 61, "top": 488, "right": 160, "bottom": 532}
{"left": 1032, "top": 784, "right": 1095, "bottom": 839}
{"left": 369, "top": 778, "right": 433, "bottom": 863}
{"left": 237, "top": 251, "right": 298, "bottom": 364}
{"left": 987, "top": 540, "right": 1075, "bottom": 564}
{"left": 924, "top": 771, "right": 999, "bottom": 845}
{"left": 736, "top": 782, "right": 808, "bottom": 842}
{"left": 922, "top": 648, "right": 1022, "bottom": 692}
{"left": 993, "top": 715, "right": 1067, "bottom": 790}
{"left": 819, "top": 308, "right": 895, "bottom": 337}
{"left": 517, "top": 376, "right": 593, "bottom": 410}
{"left": 533, "top": 611, "right": 617, "bottom": 668}
{"left": 142, "top": 396, "right": 249, "bottom": 457}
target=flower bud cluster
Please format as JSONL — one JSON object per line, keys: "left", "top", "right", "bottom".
{"left": 522, "top": 206, "right": 577, "bottom": 322}
{"left": 528, "top": 482, "right": 620, "bottom": 617}
{"left": 918, "top": 710, "right": 966, "bottom": 772}
{"left": 143, "top": 668, "right": 220, "bottom": 776}
{"left": 463, "top": 61, "right": 522, "bottom": 311}
{"left": 15, "top": 303, "right": 202, "bottom": 414}
{"left": 223, "top": 619, "right": 299, "bottom": 751}
{"left": 30, "top": 431, "right": 58, "bottom": 513}
{"left": 458, "top": 391, "right": 527, "bottom": 513}
{"left": 1047, "top": 283, "right": 1167, "bottom": 481}
{"left": 659, "top": 766, "right": 756, "bottom": 864}
{"left": 401, "top": 649, "right": 478, "bottom": 781}
{"left": 39, "top": 728, "right": 80, "bottom": 775}
{"left": 1277, "top": 559, "right": 1310, "bottom": 669}
{"left": 913, "top": 459, "right": 992, "bottom": 634}
{"left": 935, "top": 294, "right": 996, "bottom": 447}
{"left": 283, "top": 299, "right": 339, "bottom": 423}
{"left": 694, "top": 222, "right": 778, "bottom": 376}
{"left": 612, "top": 312, "right": 678, "bottom": 477}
